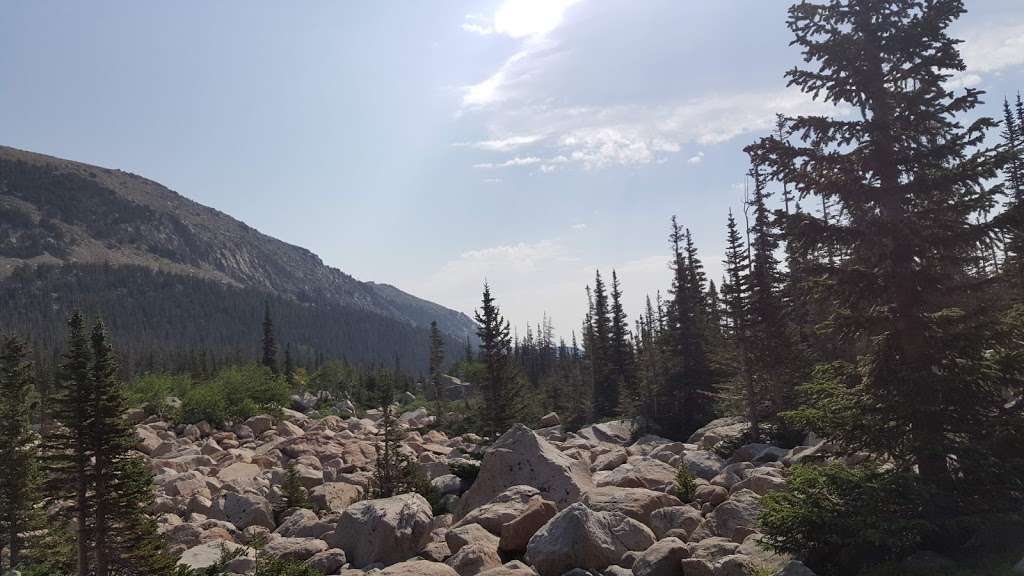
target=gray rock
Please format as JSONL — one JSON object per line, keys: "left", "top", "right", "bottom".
{"left": 525, "top": 503, "right": 655, "bottom": 576}
{"left": 632, "top": 537, "right": 690, "bottom": 576}
{"left": 456, "top": 425, "right": 594, "bottom": 517}
{"left": 329, "top": 493, "right": 434, "bottom": 567}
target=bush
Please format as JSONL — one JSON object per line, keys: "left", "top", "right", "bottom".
{"left": 178, "top": 365, "right": 290, "bottom": 426}
{"left": 759, "top": 463, "right": 933, "bottom": 576}
{"left": 125, "top": 373, "right": 190, "bottom": 418}
{"left": 673, "top": 466, "right": 697, "bottom": 503}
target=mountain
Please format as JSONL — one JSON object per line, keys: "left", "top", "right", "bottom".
{"left": 0, "top": 145, "right": 476, "bottom": 374}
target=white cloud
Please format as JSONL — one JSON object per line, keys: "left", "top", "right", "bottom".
{"left": 473, "top": 156, "right": 545, "bottom": 169}
{"left": 463, "top": 88, "right": 845, "bottom": 171}
{"left": 454, "top": 134, "right": 545, "bottom": 151}
{"left": 570, "top": 223, "right": 587, "bottom": 230}
{"left": 959, "top": 24, "right": 1024, "bottom": 75}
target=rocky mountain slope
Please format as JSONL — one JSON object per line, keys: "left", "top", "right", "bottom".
{"left": 140, "top": 400, "right": 821, "bottom": 576}
{"left": 0, "top": 145, "right": 476, "bottom": 369}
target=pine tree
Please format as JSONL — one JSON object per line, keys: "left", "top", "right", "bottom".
{"left": 474, "top": 283, "right": 520, "bottom": 435}
{"left": 590, "top": 271, "right": 616, "bottom": 419}
{"left": 42, "top": 311, "right": 94, "bottom": 576}
{"left": 720, "top": 209, "right": 758, "bottom": 438}
{"left": 746, "top": 162, "right": 800, "bottom": 423}
{"left": 659, "top": 217, "right": 715, "bottom": 439}
{"left": 261, "top": 302, "right": 278, "bottom": 374}
{"left": 1003, "top": 95, "right": 1024, "bottom": 283}
{"left": 428, "top": 320, "right": 446, "bottom": 422}
{"left": 746, "top": 0, "right": 1023, "bottom": 514}
{"left": 283, "top": 344, "right": 295, "bottom": 388}
{"left": 608, "top": 271, "right": 633, "bottom": 418}
{"left": 0, "top": 335, "right": 39, "bottom": 571}
{"left": 88, "top": 320, "right": 172, "bottom": 576}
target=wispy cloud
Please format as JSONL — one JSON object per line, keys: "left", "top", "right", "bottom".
{"left": 473, "top": 156, "right": 545, "bottom": 169}
{"left": 454, "top": 134, "right": 545, "bottom": 151}
{"left": 463, "top": 88, "right": 845, "bottom": 171}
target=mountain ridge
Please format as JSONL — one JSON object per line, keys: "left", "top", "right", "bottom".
{"left": 0, "top": 144, "right": 476, "bottom": 371}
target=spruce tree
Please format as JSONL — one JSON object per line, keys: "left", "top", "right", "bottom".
{"left": 746, "top": 0, "right": 1023, "bottom": 516}
{"left": 590, "top": 271, "right": 616, "bottom": 419}
{"left": 428, "top": 320, "right": 446, "bottom": 422}
{"left": 720, "top": 210, "right": 758, "bottom": 437}
{"left": 261, "top": 302, "right": 278, "bottom": 374}
{"left": 89, "top": 320, "right": 172, "bottom": 576}
{"left": 42, "top": 311, "right": 94, "bottom": 576}
{"left": 658, "top": 217, "right": 715, "bottom": 438}
{"left": 0, "top": 335, "right": 39, "bottom": 571}
{"left": 1003, "top": 96, "right": 1024, "bottom": 283}
{"left": 474, "top": 283, "right": 520, "bottom": 435}
{"left": 608, "top": 271, "right": 634, "bottom": 417}
{"left": 283, "top": 343, "right": 295, "bottom": 388}
{"left": 747, "top": 162, "right": 800, "bottom": 423}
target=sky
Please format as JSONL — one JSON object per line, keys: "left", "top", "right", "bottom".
{"left": 2, "top": 0, "right": 1023, "bottom": 338}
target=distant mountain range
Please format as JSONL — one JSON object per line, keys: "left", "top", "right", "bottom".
{"left": 0, "top": 145, "right": 476, "bottom": 374}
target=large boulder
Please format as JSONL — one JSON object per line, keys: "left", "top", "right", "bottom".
{"left": 580, "top": 487, "right": 682, "bottom": 529}
{"left": 379, "top": 559, "right": 460, "bottom": 576}
{"left": 177, "top": 541, "right": 252, "bottom": 571}
{"left": 214, "top": 492, "right": 275, "bottom": 530}
{"left": 694, "top": 489, "right": 762, "bottom": 540}
{"left": 498, "top": 497, "right": 557, "bottom": 554}
{"left": 456, "top": 425, "right": 593, "bottom": 517}
{"left": 455, "top": 485, "right": 540, "bottom": 534}
{"left": 310, "top": 482, "right": 364, "bottom": 513}
{"left": 445, "top": 523, "right": 498, "bottom": 555}
{"left": 524, "top": 503, "right": 655, "bottom": 576}
{"left": 273, "top": 509, "right": 333, "bottom": 539}
{"left": 445, "top": 541, "right": 502, "bottom": 576}
{"left": 217, "top": 462, "right": 263, "bottom": 492}
{"left": 262, "top": 536, "right": 329, "bottom": 562}
{"left": 682, "top": 451, "right": 725, "bottom": 480}
{"left": 306, "top": 548, "right": 347, "bottom": 574}
{"left": 648, "top": 506, "right": 703, "bottom": 540}
{"left": 632, "top": 537, "right": 690, "bottom": 576}
{"left": 329, "top": 493, "right": 434, "bottom": 567}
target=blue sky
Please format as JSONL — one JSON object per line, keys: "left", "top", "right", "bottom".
{"left": 3, "top": 0, "right": 1023, "bottom": 337}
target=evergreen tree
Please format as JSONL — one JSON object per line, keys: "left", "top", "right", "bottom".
{"left": 747, "top": 162, "right": 800, "bottom": 424}
{"left": 261, "top": 302, "right": 278, "bottom": 374}
{"left": 283, "top": 344, "right": 295, "bottom": 388}
{"left": 1003, "top": 95, "right": 1024, "bottom": 283}
{"left": 42, "top": 311, "right": 94, "bottom": 576}
{"left": 720, "top": 209, "right": 758, "bottom": 437}
{"left": 474, "top": 283, "right": 520, "bottom": 435}
{"left": 88, "top": 320, "right": 172, "bottom": 576}
{"left": 0, "top": 335, "right": 39, "bottom": 571}
{"left": 590, "top": 271, "right": 616, "bottom": 419}
{"left": 428, "top": 320, "right": 445, "bottom": 422}
{"left": 608, "top": 271, "right": 633, "bottom": 417}
{"left": 658, "top": 217, "right": 715, "bottom": 438}
{"left": 746, "top": 0, "right": 1024, "bottom": 519}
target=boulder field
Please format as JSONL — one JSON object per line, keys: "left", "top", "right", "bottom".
{"left": 138, "top": 405, "right": 820, "bottom": 576}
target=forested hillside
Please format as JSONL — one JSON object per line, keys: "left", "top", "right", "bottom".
{"left": 0, "top": 146, "right": 477, "bottom": 373}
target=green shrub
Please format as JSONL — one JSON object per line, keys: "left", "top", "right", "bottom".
{"left": 673, "top": 466, "right": 697, "bottom": 503}
{"left": 759, "top": 463, "right": 933, "bottom": 576}
{"left": 125, "top": 372, "right": 190, "bottom": 418}
{"left": 178, "top": 365, "right": 290, "bottom": 426}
